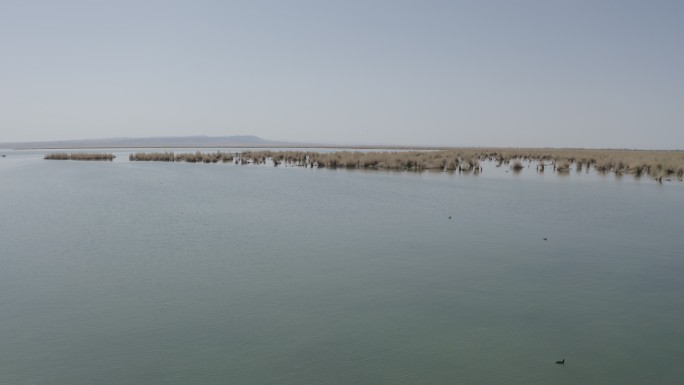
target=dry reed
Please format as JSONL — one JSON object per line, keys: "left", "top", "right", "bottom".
{"left": 121, "top": 148, "right": 684, "bottom": 181}
{"left": 44, "top": 152, "right": 115, "bottom": 161}
{"left": 129, "top": 151, "right": 233, "bottom": 163}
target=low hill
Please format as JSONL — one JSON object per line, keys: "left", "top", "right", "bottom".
{"left": 0, "top": 135, "right": 293, "bottom": 149}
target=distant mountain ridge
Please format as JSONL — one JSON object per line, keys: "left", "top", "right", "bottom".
{"left": 0, "top": 135, "right": 294, "bottom": 149}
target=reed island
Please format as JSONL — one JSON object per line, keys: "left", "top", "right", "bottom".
{"left": 44, "top": 152, "right": 115, "bottom": 161}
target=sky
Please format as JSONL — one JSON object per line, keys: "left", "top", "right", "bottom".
{"left": 1, "top": 0, "right": 682, "bottom": 149}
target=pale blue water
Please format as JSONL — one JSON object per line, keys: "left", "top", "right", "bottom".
{"left": 1, "top": 150, "right": 683, "bottom": 384}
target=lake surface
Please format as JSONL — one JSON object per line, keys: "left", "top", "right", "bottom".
{"left": 1, "top": 150, "right": 683, "bottom": 384}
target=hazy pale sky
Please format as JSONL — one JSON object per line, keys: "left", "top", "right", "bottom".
{"left": 1, "top": 0, "right": 682, "bottom": 148}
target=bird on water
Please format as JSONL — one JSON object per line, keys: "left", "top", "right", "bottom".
{"left": 555, "top": 359, "right": 565, "bottom": 364}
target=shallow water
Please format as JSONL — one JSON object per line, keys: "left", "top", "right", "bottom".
{"left": 1, "top": 150, "right": 683, "bottom": 384}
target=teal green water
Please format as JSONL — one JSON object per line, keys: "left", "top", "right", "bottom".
{"left": 1, "top": 151, "right": 683, "bottom": 384}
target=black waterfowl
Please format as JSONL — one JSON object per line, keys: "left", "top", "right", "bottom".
{"left": 555, "top": 359, "right": 565, "bottom": 364}
{"left": 543, "top": 237, "right": 548, "bottom": 241}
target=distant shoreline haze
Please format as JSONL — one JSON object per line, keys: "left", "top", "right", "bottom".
{"left": 0, "top": 135, "right": 410, "bottom": 150}
{"left": 0, "top": 135, "right": 682, "bottom": 151}
{"left": 0, "top": 135, "right": 289, "bottom": 149}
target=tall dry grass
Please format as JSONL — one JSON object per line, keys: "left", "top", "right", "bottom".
{"left": 129, "top": 151, "right": 233, "bottom": 163}
{"left": 124, "top": 148, "right": 684, "bottom": 181}
{"left": 44, "top": 152, "right": 115, "bottom": 161}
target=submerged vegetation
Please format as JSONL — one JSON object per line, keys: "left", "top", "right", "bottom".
{"left": 46, "top": 148, "right": 684, "bottom": 182}
{"left": 44, "top": 152, "right": 115, "bottom": 161}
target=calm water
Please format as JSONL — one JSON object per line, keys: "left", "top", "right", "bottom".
{"left": 1, "top": 150, "right": 683, "bottom": 384}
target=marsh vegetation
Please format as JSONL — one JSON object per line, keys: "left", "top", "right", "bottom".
{"left": 234, "top": 148, "right": 684, "bottom": 181}
{"left": 45, "top": 148, "right": 684, "bottom": 181}
{"left": 44, "top": 152, "right": 115, "bottom": 161}
{"left": 129, "top": 151, "right": 234, "bottom": 163}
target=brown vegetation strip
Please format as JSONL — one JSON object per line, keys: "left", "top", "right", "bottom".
{"left": 130, "top": 148, "right": 684, "bottom": 181}
{"left": 44, "top": 152, "right": 115, "bottom": 161}
{"left": 129, "top": 151, "right": 233, "bottom": 163}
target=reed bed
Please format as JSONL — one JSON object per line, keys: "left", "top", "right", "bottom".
{"left": 44, "top": 152, "right": 115, "bottom": 161}
{"left": 129, "top": 151, "right": 234, "bottom": 163}
{"left": 125, "top": 148, "right": 684, "bottom": 181}
{"left": 242, "top": 148, "right": 683, "bottom": 180}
